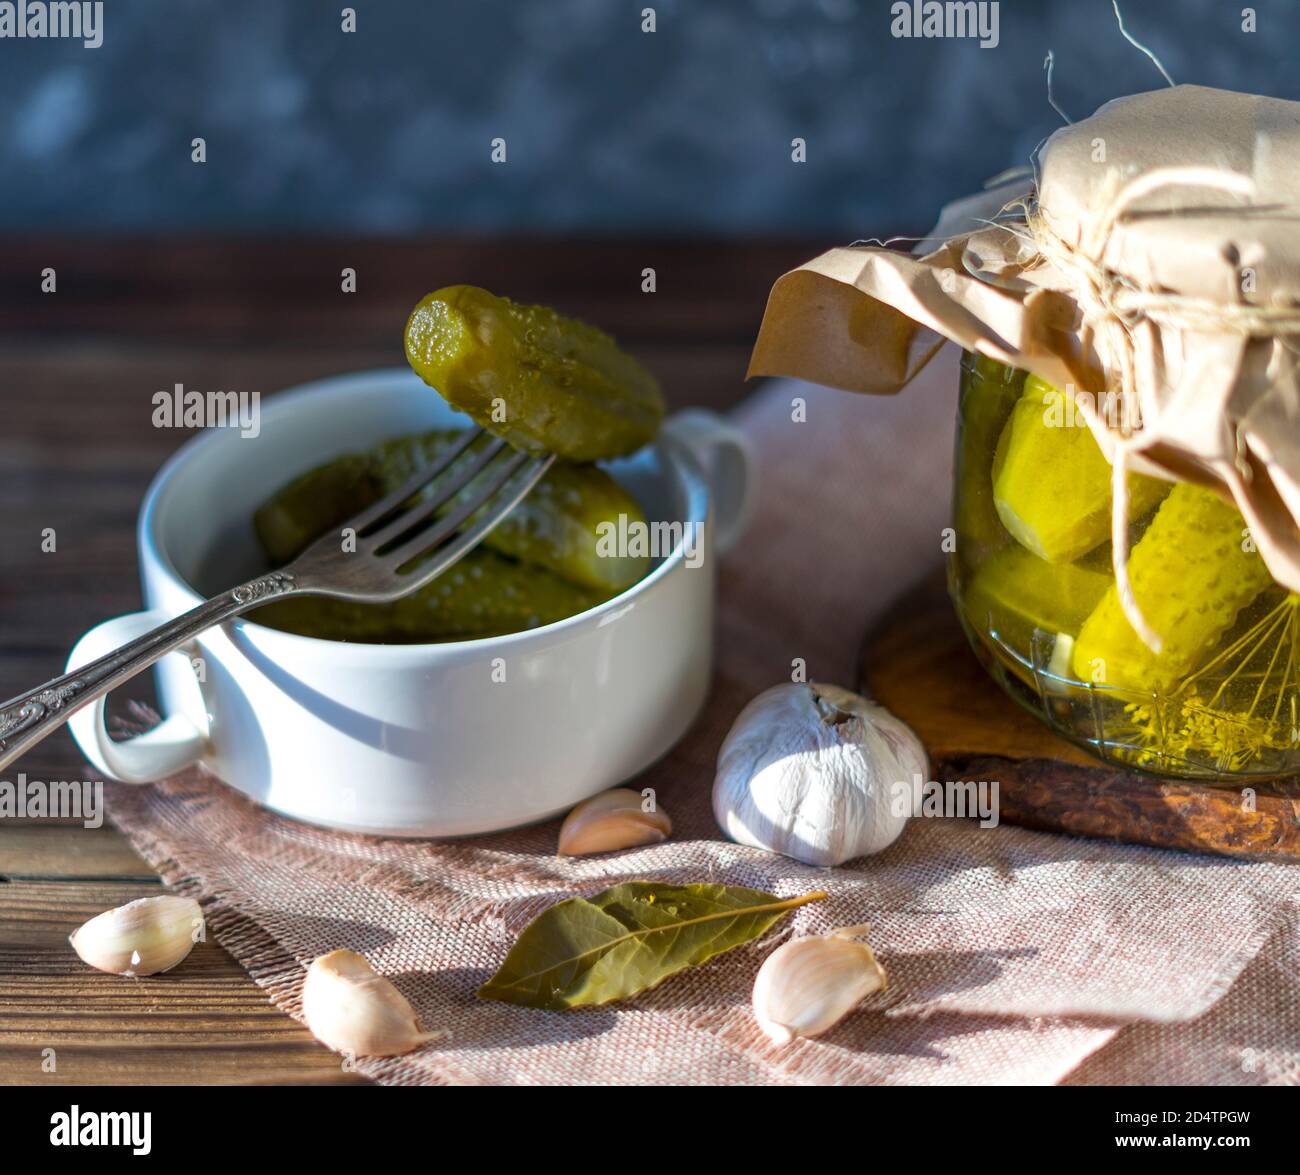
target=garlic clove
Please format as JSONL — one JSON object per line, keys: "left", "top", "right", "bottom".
{"left": 69, "top": 895, "right": 204, "bottom": 977}
{"left": 301, "top": 949, "right": 436, "bottom": 1058}
{"left": 557, "top": 787, "right": 672, "bottom": 856}
{"left": 751, "top": 927, "right": 887, "bottom": 1045}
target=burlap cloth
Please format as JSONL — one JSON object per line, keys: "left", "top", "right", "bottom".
{"left": 105, "top": 349, "right": 1300, "bottom": 1085}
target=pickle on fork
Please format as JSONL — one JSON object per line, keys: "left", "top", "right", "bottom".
{"left": 404, "top": 285, "right": 665, "bottom": 462}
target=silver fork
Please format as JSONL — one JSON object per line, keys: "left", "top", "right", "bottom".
{"left": 0, "top": 426, "right": 554, "bottom": 773}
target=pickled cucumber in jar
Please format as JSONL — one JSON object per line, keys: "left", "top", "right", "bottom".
{"left": 949, "top": 352, "right": 1293, "bottom": 776}
{"left": 952, "top": 354, "right": 1024, "bottom": 564}
{"left": 1071, "top": 483, "right": 1275, "bottom": 691}
{"left": 962, "top": 544, "right": 1110, "bottom": 652}
{"left": 991, "top": 375, "right": 1169, "bottom": 564}
{"left": 405, "top": 286, "right": 665, "bottom": 462}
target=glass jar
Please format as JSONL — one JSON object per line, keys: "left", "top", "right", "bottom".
{"left": 949, "top": 350, "right": 1300, "bottom": 780}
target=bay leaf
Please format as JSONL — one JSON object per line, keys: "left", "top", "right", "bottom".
{"left": 478, "top": 881, "right": 827, "bottom": 1010}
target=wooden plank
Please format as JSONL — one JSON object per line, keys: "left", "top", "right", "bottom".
{"left": 0, "top": 880, "right": 362, "bottom": 1085}
{"left": 0, "top": 826, "right": 156, "bottom": 880}
{"left": 0, "top": 237, "right": 822, "bottom": 345}
{"left": 0, "top": 1044, "right": 364, "bottom": 1087}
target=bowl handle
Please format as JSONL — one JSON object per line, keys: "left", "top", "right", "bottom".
{"left": 661, "top": 408, "right": 757, "bottom": 554}
{"left": 65, "top": 610, "right": 209, "bottom": 784}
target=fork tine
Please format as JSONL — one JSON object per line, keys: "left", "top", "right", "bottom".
{"left": 381, "top": 453, "right": 555, "bottom": 589}
{"left": 381, "top": 448, "right": 532, "bottom": 568}
{"left": 365, "top": 434, "right": 509, "bottom": 547}
{"left": 373, "top": 446, "right": 531, "bottom": 559}
{"left": 346, "top": 425, "right": 487, "bottom": 534}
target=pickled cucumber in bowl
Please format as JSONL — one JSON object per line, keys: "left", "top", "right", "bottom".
{"left": 250, "top": 288, "right": 665, "bottom": 643}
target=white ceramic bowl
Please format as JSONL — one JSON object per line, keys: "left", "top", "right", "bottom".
{"left": 65, "top": 369, "right": 754, "bottom": 837}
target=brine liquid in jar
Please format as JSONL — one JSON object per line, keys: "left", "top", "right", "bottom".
{"left": 948, "top": 350, "right": 1300, "bottom": 779}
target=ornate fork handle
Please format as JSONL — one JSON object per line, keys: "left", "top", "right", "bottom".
{"left": 0, "top": 572, "right": 296, "bottom": 773}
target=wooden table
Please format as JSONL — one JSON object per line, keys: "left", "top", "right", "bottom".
{"left": 0, "top": 237, "right": 821, "bottom": 1084}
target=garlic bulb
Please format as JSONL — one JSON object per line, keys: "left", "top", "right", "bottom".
{"left": 713, "top": 682, "right": 926, "bottom": 866}
{"left": 70, "top": 895, "right": 204, "bottom": 977}
{"left": 752, "top": 927, "right": 886, "bottom": 1045}
{"left": 301, "top": 949, "right": 436, "bottom": 1058}
{"left": 558, "top": 787, "right": 672, "bottom": 855}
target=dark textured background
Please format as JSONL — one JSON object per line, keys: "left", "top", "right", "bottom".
{"left": 0, "top": 0, "right": 1294, "bottom": 237}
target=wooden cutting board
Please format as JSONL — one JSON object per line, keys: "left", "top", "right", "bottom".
{"left": 858, "top": 570, "right": 1300, "bottom": 860}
